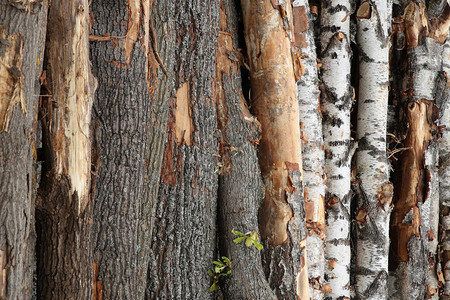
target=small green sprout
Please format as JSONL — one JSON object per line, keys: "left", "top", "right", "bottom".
{"left": 208, "top": 256, "right": 231, "bottom": 292}
{"left": 232, "top": 229, "right": 264, "bottom": 251}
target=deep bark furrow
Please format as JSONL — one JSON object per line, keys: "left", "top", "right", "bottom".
{"left": 0, "top": 2, "right": 47, "bottom": 299}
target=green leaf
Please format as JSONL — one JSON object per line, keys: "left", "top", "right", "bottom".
{"left": 232, "top": 229, "right": 244, "bottom": 236}
{"left": 233, "top": 237, "right": 246, "bottom": 244}
{"left": 255, "top": 242, "right": 264, "bottom": 251}
{"left": 210, "top": 282, "right": 217, "bottom": 292}
{"left": 245, "top": 237, "right": 253, "bottom": 247}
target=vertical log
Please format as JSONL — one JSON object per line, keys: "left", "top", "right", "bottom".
{"left": 241, "top": 0, "right": 309, "bottom": 298}
{"left": 440, "top": 31, "right": 450, "bottom": 299}
{"left": 36, "top": 0, "right": 97, "bottom": 297}
{"left": 0, "top": 1, "right": 47, "bottom": 298}
{"left": 389, "top": 3, "right": 450, "bottom": 299}
{"left": 293, "top": 0, "right": 326, "bottom": 298}
{"left": 89, "top": 0, "right": 167, "bottom": 298}
{"left": 215, "top": 0, "right": 275, "bottom": 298}
{"left": 147, "top": 0, "right": 220, "bottom": 298}
{"left": 354, "top": 1, "right": 393, "bottom": 299}
{"left": 319, "top": 1, "right": 354, "bottom": 298}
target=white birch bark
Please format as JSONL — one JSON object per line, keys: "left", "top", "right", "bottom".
{"left": 293, "top": 1, "right": 326, "bottom": 298}
{"left": 320, "top": 1, "right": 354, "bottom": 298}
{"left": 354, "top": 1, "right": 393, "bottom": 299}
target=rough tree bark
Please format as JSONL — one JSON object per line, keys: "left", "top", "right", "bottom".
{"left": 319, "top": 0, "right": 354, "bottom": 298}
{"left": 389, "top": 3, "right": 450, "bottom": 299}
{"left": 215, "top": 0, "right": 275, "bottom": 298}
{"left": 36, "top": 0, "right": 97, "bottom": 298}
{"left": 89, "top": 0, "right": 166, "bottom": 298}
{"left": 0, "top": 1, "right": 47, "bottom": 299}
{"left": 147, "top": 0, "right": 220, "bottom": 298}
{"left": 293, "top": 0, "right": 326, "bottom": 298}
{"left": 353, "top": 1, "right": 393, "bottom": 299}
{"left": 241, "top": 0, "right": 309, "bottom": 298}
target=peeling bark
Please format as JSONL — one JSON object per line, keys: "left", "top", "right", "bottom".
{"left": 36, "top": 0, "right": 97, "bottom": 297}
{"left": 147, "top": 0, "right": 220, "bottom": 298}
{"left": 439, "top": 31, "right": 450, "bottom": 299}
{"left": 0, "top": 1, "right": 47, "bottom": 299}
{"left": 320, "top": 1, "right": 354, "bottom": 298}
{"left": 215, "top": 0, "right": 275, "bottom": 298}
{"left": 354, "top": 1, "right": 393, "bottom": 299}
{"left": 389, "top": 3, "right": 449, "bottom": 299}
{"left": 241, "top": 0, "right": 309, "bottom": 298}
{"left": 293, "top": 0, "right": 326, "bottom": 298}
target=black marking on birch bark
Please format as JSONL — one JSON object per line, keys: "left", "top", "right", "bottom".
{"left": 357, "top": 45, "right": 376, "bottom": 63}
{"left": 325, "top": 4, "right": 350, "bottom": 15}
{"left": 320, "top": 31, "right": 352, "bottom": 57}
{"left": 358, "top": 136, "right": 387, "bottom": 157}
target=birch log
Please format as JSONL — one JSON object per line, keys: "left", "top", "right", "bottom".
{"left": 320, "top": 1, "right": 354, "bottom": 298}
{"left": 389, "top": 3, "right": 450, "bottom": 299}
{"left": 293, "top": 1, "right": 326, "bottom": 298}
{"left": 354, "top": 1, "right": 393, "bottom": 299}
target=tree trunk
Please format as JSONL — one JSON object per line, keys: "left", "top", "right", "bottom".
{"left": 319, "top": 1, "right": 354, "bottom": 298}
{"left": 215, "top": 0, "right": 275, "bottom": 298}
{"left": 36, "top": 0, "right": 96, "bottom": 298}
{"left": 241, "top": 0, "right": 309, "bottom": 298}
{"left": 294, "top": 1, "right": 326, "bottom": 298}
{"left": 353, "top": 1, "right": 393, "bottom": 299}
{"left": 89, "top": 0, "right": 164, "bottom": 298}
{"left": 147, "top": 0, "right": 220, "bottom": 298}
{"left": 440, "top": 31, "right": 450, "bottom": 299}
{"left": 389, "top": 3, "right": 449, "bottom": 299}
{"left": 0, "top": 1, "right": 47, "bottom": 299}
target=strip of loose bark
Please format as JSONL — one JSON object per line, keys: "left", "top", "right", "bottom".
{"left": 240, "top": 0, "right": 309, "bottom": 298}
{"left": 36, "top": 0, "right": 97, "bottom": 298}
{"left": 293, "top": 0, "right": 326, "bottom": 298}
{"left": 320, "top": 1, "right": 354, "bottom": 298}
{"left": 354, "top": 1, "right": 393, "bottom": 299}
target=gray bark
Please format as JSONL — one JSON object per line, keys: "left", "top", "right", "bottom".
{"left": 147, "top": 0, "right": 220, "bottom": 298}
{"left": 0, "top": 1, "right": 47, "bottom": 299}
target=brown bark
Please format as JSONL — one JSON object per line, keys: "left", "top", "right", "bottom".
{"left": 240, "top": 0, "right": 308, "bottom": 298}
{"left": 0, "top": 1, "right": 47, "bottom": 299}
{"left": 36, "top": 0, "right": 96, "bottom": 297}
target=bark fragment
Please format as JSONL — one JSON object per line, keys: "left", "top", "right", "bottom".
{"left": 0, "top": 28, "right": 25, "bottom": 132}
